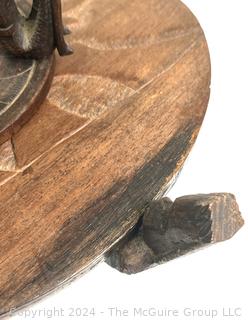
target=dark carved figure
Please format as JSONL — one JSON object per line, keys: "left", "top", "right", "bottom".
{"left": 0, "top": 0, "right": 72, "bottom": 59}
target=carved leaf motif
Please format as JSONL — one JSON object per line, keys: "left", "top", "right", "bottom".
{"left": 0, "top": 56, "right": 33, "bottom": 111}
{"left": 0, "top": 140, "right": 16, "bottom": 172}
{"left": 63, "top": 0, "right": 200, "bottom": 51}
{"left": 48, "top": 75, "right": 135, "bottom": 120}
{"left": 14, "top": 0, "right": 33, "bottom": 18}
{"left": 0, "top": 55, "right": 53, "bottom": 145}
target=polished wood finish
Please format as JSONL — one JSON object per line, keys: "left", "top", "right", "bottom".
{"left": 0, "top": 0, "right": 211, "bottom": 316}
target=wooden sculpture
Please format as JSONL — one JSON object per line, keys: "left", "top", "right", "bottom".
{"left": 0, "top": 0, "right": 72, "bottom": 143}
{"left": 0, "top": 0, "right": 243, "bottom": 317}
{"left": 0, "top": 0, "right": 72, "bottom": 58}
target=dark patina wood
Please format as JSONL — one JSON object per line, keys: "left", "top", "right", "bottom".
{"left": 0, "top": 0, "right": 211, "bottom": 316}
{"left": 0, "top": 55, "right": 54, "bottom": 144}
{"left": 107, "top": 194, "right": 244, "bottom": 274}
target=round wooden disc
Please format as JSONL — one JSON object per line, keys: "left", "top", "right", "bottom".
{"left": 0, "top": 54, "right": 54, "bottom": 144}
{"left": 0, "top": 0, "right": 211, "bottom": 315}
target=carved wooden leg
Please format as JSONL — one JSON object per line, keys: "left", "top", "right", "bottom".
{"left": 51, "top": 0, "right": 73, "bottom": 56}
{"left": 106, "top": 194, "right": 244, "bottom": 274}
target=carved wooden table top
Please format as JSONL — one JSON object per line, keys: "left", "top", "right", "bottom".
{"left": 0, "top": 0, "right": 211, "bottom": 316}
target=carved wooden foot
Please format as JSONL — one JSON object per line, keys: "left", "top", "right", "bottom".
{"left": 106, "top": 194, "right": 244, "bottom": 274}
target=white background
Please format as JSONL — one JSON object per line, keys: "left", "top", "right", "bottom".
{"left": 12, "top": 1, "right": 248, "bottom": 319}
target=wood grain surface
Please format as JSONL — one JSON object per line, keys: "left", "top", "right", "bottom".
{"left": 0, "top": 55, "right": 54, "bottom": 144}
{"left": 0, "top": 0, "right": 211, "bottom": 316}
